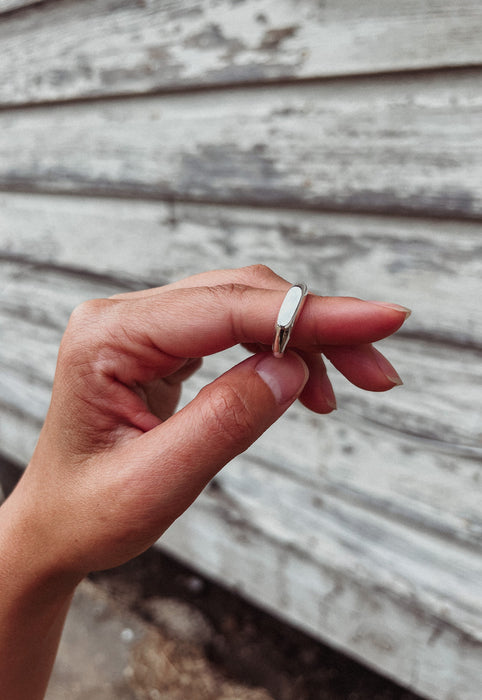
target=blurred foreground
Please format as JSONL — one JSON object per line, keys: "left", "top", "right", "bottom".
{"left": 47, "top": 547, "right": 423, "bottom": 700}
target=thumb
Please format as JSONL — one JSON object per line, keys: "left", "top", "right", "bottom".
{"left": 134, "top": 351, "right": 308, "bottom": 522}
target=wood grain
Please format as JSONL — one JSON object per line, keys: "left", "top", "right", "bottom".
{"left": 0, "top": 0, "right": 40, "bottom": 13}
{"left": 161, "top": 485, "right": 482, "bottom": 700}
{"left": 1, "top": 1, "right": 482, "bottom": 694}
{"left": 1, "top": 263, "right": 481, "bottom": 614}
{"left": 1, "top": 195, "right": 480, "bottom": 548}
{"left": 2, "top": 277, "right": 481, "bottom": 551}
{"left": 1, "top": 0, "right": 482, "bottom": 105}
{"left": 2, "top": 372, "right": 481, "bottom": 699}
{"left": 1, "top": 193, "right": 481, "bottom": 698}
{"left": 1, "top": 71, "right": 482, "bottom": 219}
{"left": 1, "top": 193, "right": 481, "bottom": 345}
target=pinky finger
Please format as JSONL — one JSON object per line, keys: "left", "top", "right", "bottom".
{"left": 297, "top": 352, "right": 337, "bottom": 414}
{"left": 324, "top": 344, "right": 403, "bottom": 392}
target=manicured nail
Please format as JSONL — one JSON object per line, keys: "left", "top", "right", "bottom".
{"left": 373, "top": 349, "right": 403, "bottom": 386}
{"left": 255, "top": 352, "right": 309, "bottom": 405}
{"left": 369, "top": 301, "right": 412, "bottom": 319}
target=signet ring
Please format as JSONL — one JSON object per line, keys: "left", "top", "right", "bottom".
{"left": 272, "top": 283, "right": 308, "bottom": 358}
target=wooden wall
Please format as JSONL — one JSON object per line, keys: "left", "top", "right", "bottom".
{"left": 0, "top": 2, "right": 481, "bottom": 698}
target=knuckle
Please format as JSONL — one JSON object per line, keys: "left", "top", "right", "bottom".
{"left": 203, "top": 283, "right": 252, "bottom": 341}
{"left": 241, "top": 264, "right": 277, "bottom": 283}
{"left": 204, "top": 384, "right": 257, "bottom": 448}
{"left": 68, "top": 297, "right": 113, "bottom": 329}
{"left": 61, "top": 298, "right": 116, "bottom": 360}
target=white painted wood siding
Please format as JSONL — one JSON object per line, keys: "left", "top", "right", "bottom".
{"left": 1, "top": 0, "right": 482, "bottom": 105}
{"left": 0, "top": 2, "right": 481, "bottom": 698}
{"left": 1, "top": 72, "right": 481, "bottom": 218}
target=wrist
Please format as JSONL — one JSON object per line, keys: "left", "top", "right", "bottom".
{"left": 0, "top": 479, "right": 83, "bottom": 602}
{"left": 0, "top": 482, "right": 80, "bottom": 700}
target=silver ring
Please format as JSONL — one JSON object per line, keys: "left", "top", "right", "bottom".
{"left": 272, "top": 283, "right": 308, "bottom": 358}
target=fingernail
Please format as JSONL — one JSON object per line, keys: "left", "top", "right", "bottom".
{"left": 255, "top": 352, "right": 309, "bottom": 405}
{"left": 369, "top": 301, "right": 412, "bottom": 319}
{"left": 373, "top": 350, "right": 403, "bottom": 386}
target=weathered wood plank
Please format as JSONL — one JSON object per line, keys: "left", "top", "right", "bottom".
{"left": 2, "top": 310, "right": 481, "bottom": 545}
{"left": 0, "top": 271, "right": 482, "bottom": 544}
{"left": 1, "top": 0, "right": 482, "bottom": 105}
{"left": 2, "top": 386, "right": 480, "bottom": 700}
{"left": 189, "top": 453, "right": 482, "bottom": 642}
{"left": 0, "top": 0, "right": 40, "bottom": 13}
{"left": 2, "top": 193, "right": 481, "bottom": 543}
{"left": 1, "top": 247, "right": 480, "bottom": 548}
{"left": 1, "top": 72, "right": 481, "bottom": 219}
{"left": 1, "top": 220, "right": 481, "bottom": 698}
{"left": 1, "top": 192, "right": 481, "bottom": 345}
{"left": 161, "top": 488, "right": 482, "bottom": 700}
{"left": 2, "top": 342, "right": 481, "bottom": 700}
{"left": 2, "top": 268, "right": 481, "bottom": 629}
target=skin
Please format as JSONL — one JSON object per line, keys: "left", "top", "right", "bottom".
{"left": 0, "top": 265, "right": 410, "bottom": 699}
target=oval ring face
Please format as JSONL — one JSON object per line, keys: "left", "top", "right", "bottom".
{"left": 273, "top": 283, "right": 308, "bottom": 358}
{"left": 276, "top": 285, "right": 306, "bottom": 327}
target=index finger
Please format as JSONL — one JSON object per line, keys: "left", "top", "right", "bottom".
{"left": 92, "top": 285, "right": 409, "bottom": 381}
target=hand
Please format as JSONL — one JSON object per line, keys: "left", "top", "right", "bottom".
{"left": 6, "top": 265, "right": 409, "bottom": 580}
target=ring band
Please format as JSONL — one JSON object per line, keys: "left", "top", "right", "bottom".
{"left": 272, "top": 283, "right": 308, "bottom": 358}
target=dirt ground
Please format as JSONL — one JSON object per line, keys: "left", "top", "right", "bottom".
{"left": 91, "top": 547, "right": 424, "bottom": 700}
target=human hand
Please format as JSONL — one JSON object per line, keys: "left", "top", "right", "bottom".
{"left": 7, "top": 265, "right": 410, "bottom": 581}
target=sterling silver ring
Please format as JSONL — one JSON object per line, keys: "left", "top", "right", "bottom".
{"left": 272, "top": 283, "right": 308, "bottom": 358}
